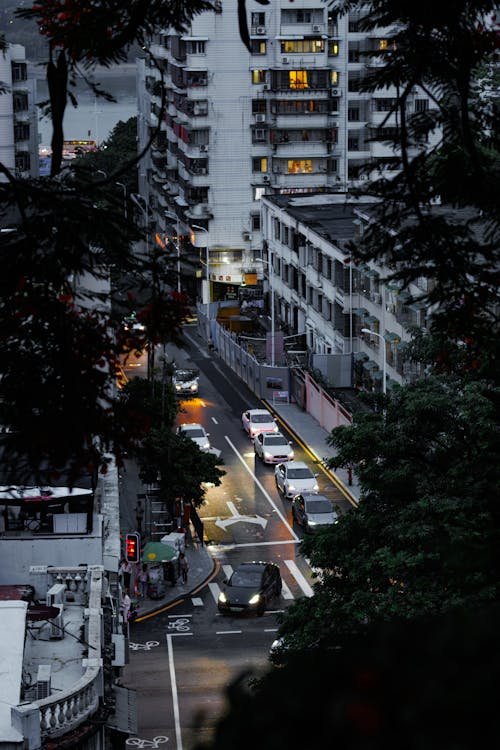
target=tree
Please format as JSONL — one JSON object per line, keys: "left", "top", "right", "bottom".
{"left": 135, "top": 428, "right": 225, "bottom": 517}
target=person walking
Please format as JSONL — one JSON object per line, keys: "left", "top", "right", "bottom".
{"left": 178, "top": 552, "right": 189, "bottom": 584}
{"left": 138, "top": 564, "right": 149, "bottom": 598}
{"left": 119, "top": 558, "right": 132, "bottom": 590}
{"left": 120, "top": 588, "right": 131, "bottom": 636}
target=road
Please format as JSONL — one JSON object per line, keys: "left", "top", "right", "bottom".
{"left": 122, "top": 324, "right": 347, "bottom": 749}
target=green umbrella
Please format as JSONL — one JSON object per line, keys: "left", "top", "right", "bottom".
{"left": 142, "top": 541, "right": 177, "bottom": 563}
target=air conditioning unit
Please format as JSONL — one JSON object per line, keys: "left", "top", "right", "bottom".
{"left": 331, "top": 88, "right": 341, "bottom": 97}
{"left": 46, "top": 583, "right": 66, "bottom": 607}
{"left": 50, "top": 605, "right": 65, "bottom": 640}
{"left": 242, "top": 231, "right": 251, "bottom": 241}
{"left": 263, "top": 84, "right": 271, "bottom": 91}
{"left": 256, "top": 26, "right": 266, "bottom": 35}
{"left": 262, "top": 175, "right": 270, "bottom": 183}
{"left": 312, "top": 24, "right": 322, "bottom": 32}
{"left": 282, "top": 57, "right": 290, "bottom": 65}
{"left": 36, "top": 666, "right": 51, "bottom": 700}
{"left": 200, "top": 144, "right": 209, "bottom": 152}
{"left": 255, "top": 114, "right": 266, "bottom": 123}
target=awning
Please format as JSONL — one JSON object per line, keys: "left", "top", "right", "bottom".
{"left": 353, "top": 351, "right": 368, "bottom": 362}
{"left": 384, "top": 331, "right": 401, "bottom": 343}
{"left": 142, "top": 542, "right": 177, "bottom": 563}
{"left": 181, "top": 36, "right": 208, "bottom": 41}
{"left": 352, "top": 307, "right": 368, "bottom": 316}
{"left": 362, "top": 360, "right": 379, "bottom": 371}
{"left": 275, "top": 35, "right": 305, "bottom": 40}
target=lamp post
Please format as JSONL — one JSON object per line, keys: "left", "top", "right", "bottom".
{"left": 115, "top": 182, "right": 127, "bottom": 220}
{"left": 191, "top": 224, "right": 210, "bottom": 338}
{"left": 131, "top": 193, "right": 149, "bottom": 256}
{"left": 361, "top": 328, "right": 386, "bottom": 394}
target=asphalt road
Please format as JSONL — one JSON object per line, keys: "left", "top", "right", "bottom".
{"left": 121, "top": 324, "right": 344, "bottom": 749}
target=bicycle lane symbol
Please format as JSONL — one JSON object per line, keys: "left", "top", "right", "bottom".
{"left": 167, "top": 617, "right": 191, "bottom": 633}
{"left": 126, "top": 736, "right": 168, "bottom": 748}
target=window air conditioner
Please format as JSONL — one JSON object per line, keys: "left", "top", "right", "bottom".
{"left": 282, "top": 57, "right": 290, "bottom": 65}
{"left": 262, "top": 175, "right": 270, "bottom": 183}
{"left": 200, "top": 144, "right": 209, "bottom": 152}
{"left": 312, "top": 24, "right": 322, "bottom": 32}
{"left": 331, "top": 88, "right": 341, "bottom": 97}
{"left": 255, "top": 114, "right": 266, "bottom": 123}
{"left": 36, "top": 666, "right": 52, "bottom": 700}
{"left": 50, "top": 606, "right": 65, "bottom": 639}
{"left": 263, "top": 84, "right": 271, "bottom": 91}
{"left": 256, "top": 26, "right": 266, "bottom": 35}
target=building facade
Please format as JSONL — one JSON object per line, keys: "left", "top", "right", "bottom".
{"left": 137, "top": 1, "right": 438, "bottom": 304}
{"left": 0, "top": 43, "right": 39, "bottom": 181}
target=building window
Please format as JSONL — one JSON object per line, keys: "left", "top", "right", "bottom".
{"left": 329, "top": 158, "right": 338, "bottom": 173}
{"left": 251, "top": 40, "right": 267, "bottom": 54}
{"left": 251, "top": 214, "right": 261, "bottom": 231}
{"left": 252, "top": 157, "right": 268, "bottom": 172}
{"left": 376, "top": 98, "right": 398, "bottom": 112}
{"left": 187, "top": 41, "right": 206, "bottom": 54}
{"left": 379, "top": 39, "right": 388, "bottom": 50}
{"left": 252, "top": 12, "right": 265, "bottom": 26}
{"left": 14, "top": 122, "right": 30, "bottom": 140}
{"left": 15, "top": 152, "right": 30, "bottom": 171}
{"left": 11, "top": 62, "right": 27, "bottom": 82}
{"left": 280, "top": 39, "right": 325, "bottom": 54}
{"left": 252, "top": 69, "right": 266, "bottom": 84}
{"left": 287, "top": 159, "right": 313, "bottom": 173}
{"left": 330, "top": 70, "right": 339, "bottom": 85}
{"left": 13, "top": 92, "right": 28, "bottom": 112}
{"left": 328, "top": 41, "right": 339, "bottom": 56}
{"left": 348, "top": 20, "right": 360, "bottom": 32}
{"left": 274, "top": 218, "right": 281, "bottom": 240}
{"left": 349, "top": 48, "right": 361, "bottom": 62}
{"left": 348, "top": 107, "right": 360, "bottom": 121}
{"left": 415, "top": 98, "right": 429, "bottom": 112}
{"left": 348, "top": 137, "right": 359, "bottom": 151}
{"left": 289, "top": 70, "right": 309, "bottom": 89}
{"left": 252, "top": 128, "right": 267, "bottom": 144}
{"left": 283, "top": 226, "right": 289, "bottom": 246}
{"left": 252, "top": 99, "right": 267, "bottom": 114}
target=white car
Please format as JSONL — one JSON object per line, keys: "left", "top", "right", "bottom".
{"left": 292, "top": 493, "right": 339, "bottom": 533}
{"left": 242, "top": 408, "right": 278, "bottom": 439}
{"left": 176, "top": 423, "right": 211, "bottom": 452}
{"left": 172, "top": 368, "right": 199, "bottom": 396}
{"left": 254, "top": 432, "right": 294, "bottom": 464}
{"left": 275, "top": 461, "right": 319, "bottom": 499}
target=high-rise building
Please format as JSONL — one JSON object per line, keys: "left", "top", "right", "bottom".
{"left": 137, "top": 1, "right": 438, "bottom": 303}
{"left": 0, "top": 44, "right": 39, "bottom": 181}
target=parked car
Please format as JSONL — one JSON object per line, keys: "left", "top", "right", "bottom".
{"left": 292, "top": 493, "right": 339, "bottom": 533}
{"left": 176, "top": 423, "right": 211, "bottom": 452}
{"left": 172, "top": 368, "right": 199, "bottom": 396}
{"left": 218, "top": 561, "right": 282, "bottom": 616}
{"left": 242, "top": 408, "right": 278, "bottom": 439}
{"left": 254, "top": 432, "right": 294, "bottom": 464}
{"left": 275, "top": 461, "right": 319, "bottom": 499}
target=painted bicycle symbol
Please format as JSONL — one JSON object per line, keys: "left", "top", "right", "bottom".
{"left": 167, "top": 617, "right": 191, "bottom": 632}
{"left": 126, "top": 736, "right": 168, "bottom": 748}
{"left": 129, "top": 640, "right": 160, "bottom": 651}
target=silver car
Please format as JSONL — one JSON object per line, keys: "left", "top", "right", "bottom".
{"left": 254, "top": 432, "right": 294, "bottom": 464}
{"left": 275, "top": 461, "right": 319, "bottom": 499}
{"left": 292, "top": 493, "right": 339, "bottom": 533}
{"left": 176, "top": 423, "right": 211, "bottom": 452}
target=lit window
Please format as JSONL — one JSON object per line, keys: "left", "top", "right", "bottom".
{"left": 252, "top": 69, "right": 266, "bottom": 84}
{"left": 329, "top": 42, "right": 339, "bottom": 56}
{"left": 330, "top": 70, "right": 339, "bottom": 85}
{"left": 287, "top": 159, "right": 313, "bottom": 174}
{"left": 289, "top": 70, "right": 308, "bottom": 89}
{"left": 379, "top": 39, "right": 388, "bottom": 50}
{"left": 252, "top": 157, "right": 268, "bottom": 173}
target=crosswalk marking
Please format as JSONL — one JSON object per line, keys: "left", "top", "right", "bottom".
{"left": 191, "top": 597, "right": 203, "bottom": 606}
{"left": 208, "top": 582, "right": 221, "bottom": 603}
{"left": 280, "top": 579, "right": 294, "bottom": 599}
{"left": 222, "top": 565, "right": 233, "bottom": 581}
{"left": 284, "top": 559, "right": 314, "bottom": 598}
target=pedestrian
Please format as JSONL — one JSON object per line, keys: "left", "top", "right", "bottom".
{"left": 120, "top": 588, "right": 131, "bottom": 635}
{"left": 138, "top": 564, "right": 149, "bottom": 598}
{"left": 178, "top": 552, "right": 189, "bottom": 584}
{"left": 165, "top": 560, "right": 177, "bottom": 587}
{"left": 119, "top": 558, "right": 132, "bottom": 590}
{"left": 207, "top": 335, "right": 214, "bottom": 352}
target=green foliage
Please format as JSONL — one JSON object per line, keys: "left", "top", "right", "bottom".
{"left": 135, "top": 428, "right": 225, "bottom": 513}
{"left": 114, "top": 376, "right": 179, "bottom": 447}
{"left": 196, "top": 603, "right": 500, "bottom": 750}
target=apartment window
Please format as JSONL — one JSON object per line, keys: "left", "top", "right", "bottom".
{"left": 252, "top": 69, "right": 266, "bottom": 84}
{"left": 13, "top": 92, "right": 28, "bottom": 112}
{"left": 280, "top": 39, "right": 324, "bottom": 54}
{"left": 252, "top": 12, "right": 265, "bottom": 26}
{"left": 330, "top": 70, "right": 339, "bottom": 85}
{"left": 287, "top": 159, "right": 312, "bottom": 173}
{"left": 11, "top": 62, "right": 27, "bottom": 82}
{"left": 328, "top": 158, "right": 338, "bottom": 173}
{"left": 348, "top": 107, "right": 360, "bottom": 121}
{"left": 348, "top": 20, "right": 360, "bottom": 32}
{"left": 283, "top": 226, "right": 289, "bottom": 246}
{"left": 252, "top": 128, "right": 267, "bottom": 144}
{"left": 187, "top": 41, "right": 206, "bottom": 54}
{"left": 379, "top": 39, "right": 388, "bottom": 50}
{"left": 289, "top": 70, "right": 309, "bottom": 89}
{"left": 252, "top": 157, "right": 268, "bottom": 172}
{"left": 251, "top": 40, "right": 267, "bottom": 54}
{"left": 328, "top": 41, "right": 339, "bottom": 56}
{"left": 274, "top": 218, "right": 281, "bottom": 240}
{"left": 376, "top": 98, "right": 397, "bottom": 112}
{"left": 15, "top": 152, "right": 30, "bottom": 171}
{"left": 251, "top": 214, "right": 261, "bottom": 231}
{"left": 349, "top": 48, "right": 361, "bottom": 62}
{"left": 252, "top": 99, "right": 267, "bottom": 114}
{"left": 415, "top": 98, "right": 429, "bottom": 112}
{"left": 348, "top": 137, "right": 360, "bottom": 150}
{"left": 14, "top": 123, "right": 30, "bottom": 140}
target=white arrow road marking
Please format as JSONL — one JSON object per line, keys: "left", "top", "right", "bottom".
{"left": 224, "top": 436, "right": 300, "bottom": 541}
{"left": 215, "top": 500, "right": 268, "bottom": 530}
{"left": 208, "top": 582, "right": 222, "bottom": 603}
{"left": 285, "top": 559, "right": 314, "bottom": 598}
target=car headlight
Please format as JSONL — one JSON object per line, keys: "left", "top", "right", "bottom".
{"left": 263, "top": 451, "right": 273, "bottom": 459}
{"left": 313, "top": 483, "right": 319, "bottom": 491}
{"left": 190, "top": 384, "right": 197, "bottom": 391}
{"left": 218, "top": 592, "right": 227, "bottom": 603}
{"left": 307, "top": 519, "right": 317, "bottom": 526}
{"left": 288, "top": 451, "right": 295, "bottom": 459}
{"left": 175, "top": 385, "right": 181, "bottom": 391}
{"left": 288, "top": 485, "right": 296, "bottom": 492}
{"left": 248, "top": 594, "right": 261, "bottom": 605}
{"left": 272, "top": 425, "right": 279, "bottom": 432}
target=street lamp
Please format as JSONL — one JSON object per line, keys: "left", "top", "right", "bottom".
{"left": 115, "top": 182, "right": 127, "bottom": 220}
{"left": 361, "top": 328, "right": 386, "bottom": 394}
{"left": 191, "top": 224, "right": 210, "bottom": 338}
{"left": 131, "top": 193, "right": 150, "bottom": 256}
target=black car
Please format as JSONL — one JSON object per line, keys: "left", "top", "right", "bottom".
{"left": 218, "top": 561, "right": 282, "bottom": 616}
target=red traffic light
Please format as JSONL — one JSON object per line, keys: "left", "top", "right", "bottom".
{"left": 125, "top": 532, "right": 140, "bottom": 563}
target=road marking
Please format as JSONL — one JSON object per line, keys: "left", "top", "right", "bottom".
{"left": 211, "top": 417, "right": 218, "bottom": 424}
{"left": 212, "top": 539, "right": 299, "bottom": 549}
{"left": 216, "top": 630, "right": 242, "bottom": 635}
{"left": 285, "top": 559, "right": 314, "bottom": 597}
{"left": 167, "top": 613, "right": 192, "bottom": 618}
{"left": 281, "top": 579, "right": 294, "bottom": 599}
{"left": 215, "top": 500, "right": 268, "bottom": 531}
{"left": 264, "top": 628, "right": 279, "bottom": 632}
{"left": 167, "top": 634, "right": 183, "bottom": 750}
{"left": 191, "top": 597, "right": 203, "bottom": 606}
{"left": 222, "top": 565, "right": 233, "bottom": 580}
{"left": 208, "top": 582, "right": 221, "bottom": 603}
{"left": 224, "top": 436, "right": 300, "bottom": 540}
